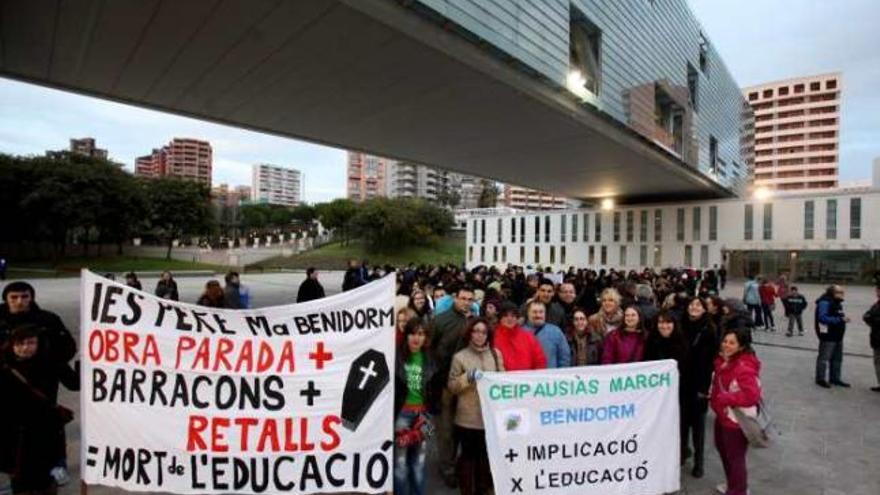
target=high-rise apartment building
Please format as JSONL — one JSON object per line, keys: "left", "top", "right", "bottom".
{"left": 69, "top": 137, "right": 108, "bottom": 159}
{"left": 743, "top": 73, "right": 841, "bottom": 191}
{"left": 134, "top": 138, "right": 212, "bottom": 186}
{"left": 502, "top": 185, "right": 569, "bottom": 210}
{"left": 212, "top": 184, "right": 252, "bottom": 207}
{"left": 347, "top": 152, "right": 391, "bottom": 202}
{"left": 252, "top": 164, "right": 302, "bottom": 207}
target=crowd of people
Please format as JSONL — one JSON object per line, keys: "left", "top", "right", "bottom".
{"left": 0, "top": 262, "right": 878, "bottom": 495}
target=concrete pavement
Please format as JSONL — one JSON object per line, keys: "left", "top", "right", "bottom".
{"left": 1, "top": 273, "right": 877, "bottom": 495}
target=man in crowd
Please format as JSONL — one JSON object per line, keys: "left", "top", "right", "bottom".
{"left": 223, "top": 271, "right": 243, "bottom": 309}
{"left": 0, "top": 281, "right": 77, "bottom": 485}
{"left": 555, "top": 282, "right": 578, "bottom": 329}
{"left": 342, "top": 259, "right": 365, "bottom": 292}
{"left": 863, "top": 284, "right": 880, "bottom": 392}
{"left": 430, "top": 285, "right": 475, "bottom": 487}
{"left": 815, "top": 285, "right": 851, "bottom": 388}
{"left": 522, "top": 301, "right": 571, "bottom": 368}
{"left": 522, "top": 279, "right": 565, "bottom": 327}
{"left": 296, "top": 267, "right": 326, "bottom": 303}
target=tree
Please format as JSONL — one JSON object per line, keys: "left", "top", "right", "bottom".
{"left": 436, "top": 187, "right": 461, "bottom": 209}
{"left": 316, "top": 198, "right": 358, "bottom": 245}
{"left": 145, "top": 178, "right": 213, "bottom": 259}
{"left": 349, "top": 197, "right": 453, "bottom": 251}
{"left": 478, "top": 180, "right": 500, "bottom": 208}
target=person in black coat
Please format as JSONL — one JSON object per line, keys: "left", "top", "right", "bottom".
{"left": 297, "top": 267, "right": 326, "bottom": 303}
{"left": 154, "top": 271, "right": 179, "bottom": 301}
{"left": 680, "top": 296, "right": 717, "bottom": 479}
{"left": 342, "top": 260, "right": 366, "bottom": 292}
{"left": 0, "top": 324, "right": 79, "bottom": 493}
{"left": 644, "top": 310, "right": 690, "bottom": 465}
{"left": 863, "top": 285, "right": 880, "bottom": 392}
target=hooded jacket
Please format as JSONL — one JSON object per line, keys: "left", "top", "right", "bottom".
{"left": 0, "top": 283, "right": 76, "bottom": 367}
{"left": 710, "top": 352, "right": 762, "bottom": 429}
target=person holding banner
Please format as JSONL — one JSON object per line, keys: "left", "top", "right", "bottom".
{"left": 710, "top": 327, "right": 762, "bottom": 495}
{"left": 1, "top": 324, "right": 79, "bottom": 495}
{"left": 681, "top": 296, "right": 718, "bottom": 478}
{"left": 394, "top": 318, "right": 438, "bottom": 495}
{"left": 600, "top": 306, "right": 647, "bottom": 364}
{"left": 448, "top": 318, "right": 504, "bottom": 495}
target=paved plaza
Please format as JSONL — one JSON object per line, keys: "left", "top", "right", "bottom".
{"left": 2, "top": 272, "right": 878, "bottom": 495}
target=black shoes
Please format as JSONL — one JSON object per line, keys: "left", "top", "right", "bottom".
{"left": 830, "top": 380, "right": 852, "bottom": 388}
{"left": 816, "top": 380, "right": 831, "bottom": 388}
{"left": 691, "top": 465, "right": 704, "bottom": 478}
{"left": 870, "top": 386, "right": 880, "bottom": 392}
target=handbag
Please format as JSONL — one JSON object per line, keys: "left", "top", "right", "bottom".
{"left": 732, "top": 399, "right": 773, "bottom": 448}
{"left": 7, "top": 367, "right": 75, "bottom": 426}
{"left": 717, "top": 369, "right": 775, "bottom": 448}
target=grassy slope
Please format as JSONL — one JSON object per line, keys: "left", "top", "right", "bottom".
{"left": 252, "top": 236, "right": 465, "bottom": 270}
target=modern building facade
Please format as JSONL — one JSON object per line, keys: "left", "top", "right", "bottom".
{"left": 502, "top": 185, "right": 570, "bottom": 210}
{"left": 134, "top": 138, "right": 212, "bottom": 186}
{"left": 212, "top": 184, "right": 252, "bottom": 207}
{"left": 347, "top": 152, "right": 391, "bottom": 202}
{"left": 744, "top": 73, "right": 841, "bottom": 191}
{"left": 465, "top": 179, "right": 880, "bottom": 283}
{"left": 251, "top": 164, "right": 302, "bottom": 207}
{"left": 408, "top": 0, "right": 754, "bottom": 196}
{"left": 69, "top": 137, "right": 108, "bottom": 159}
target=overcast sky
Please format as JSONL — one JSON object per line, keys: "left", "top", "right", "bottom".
{"left": 0, "top": 0, "right": 877, "bottom": 199}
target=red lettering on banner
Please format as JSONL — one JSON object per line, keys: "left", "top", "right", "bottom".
{"left": 234, "top": 417, "right": 259, "bottom": 451}
{"left": 173, "top": 337, "right": 296, "bottom": 373}
{"left": 257, "top": 418, "right": 280, "bottom": 452}
{"left": 211, "top": 417, "right": 230, "bottom": 453}
{"left": 88, "top": 329, "right": 161, "bottom": 366}
{"left": 186, "top": 415, "right": 209, "bottom": 451}
{"left": 322, "top": 415, "right": 342, "bottom": 451}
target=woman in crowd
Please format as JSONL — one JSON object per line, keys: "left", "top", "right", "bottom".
{"left": 705, "top": 296, "right": 725, "bottom": 331}
{"left": 644, "top": 310, "right": 690, "bottom": 464}
{"left": 681, "top": 296, "right": 717, "bottom": 478}
{"left": 408, "top": 289, "right": 433, "bottom": 325}
{"left": 601, "top": 306, "right": 646, "bottom": 364}
{"left": 0, "top": 324, "right": 79, "bottom": 494}
{"left": 154, "top": 271, "right": 179, "bottom": 301}
{"left": 394, "top": 318, "right": 437, "bottom": 495}
{"left": 710, "top": 327, "right": 762, "bottom": 495}
{"left": 567, "top": 307, "right": 603, "bottom": 366}
{"left": 124, "top": 272, "right": 142, "bottom": 291}
{"left": 587, "top": 288, "right": 624, "bottom": 337}
{"left": 448, "top": 318, "right": 504, "bottom": 495}
{"left": 481, "top": 298, "right": 501, "bottom": 330}
{"left": 395, "top": 308, "right": 416, "bottom": 346}
{"left": 196, "top": 280, "right": 226, "bottom": 308}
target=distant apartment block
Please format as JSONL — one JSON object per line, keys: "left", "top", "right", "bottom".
{"left": 69, "top": 137, "right": 108, "bottom": 159}
{"left": 346, "top": 152, "right": 391, "bottom": 202}
{"left": 252, "top": 164, "right": 302, "bottom": 207}
{"left": 212, "top": 184, "right": 252, "bottom": 207}
{"left": 502, "top": 184, "right": 569, "bottom": 210}
{"left": 134, "top": 138, "right": 212, "bottom": 186}
{"left": 744, "top": 73, "right": 841, "bottom": 191}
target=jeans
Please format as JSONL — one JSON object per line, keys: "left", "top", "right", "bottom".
{"left": 787, "top": 314, "right": 804, "bottom": 335}
{"left": 715, "top": 420, "right": 749, "bottom": 495}
{"left": 761, "top": 303, "right": 775, "bottom": 329}
{"left": 816, "top": 340, "right": 844, "bottom": 383}
{"left": 394, "top": 410, "right": 428, "bottom": 495}
{"left": 747, "top": 304, "right": 763, "bottom": 328}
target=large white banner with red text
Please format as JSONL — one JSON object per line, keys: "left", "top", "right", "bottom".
{"left": 79, "top": 270, "right": 395, "bottom": 494}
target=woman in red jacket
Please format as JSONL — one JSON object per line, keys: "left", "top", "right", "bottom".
{"left": 710, "top": 327, "right": 762, "bottom": 495}
{"left": 601, "top": 306, "right": 646, "bottom": 364}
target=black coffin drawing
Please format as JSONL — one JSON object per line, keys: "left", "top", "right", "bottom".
{"left": 341, "top": 349, "right": 390, "bottom": 431}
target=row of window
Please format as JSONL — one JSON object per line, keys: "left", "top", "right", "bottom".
{"left": 742, "top": 198, "right": 861, "bottom": 241}
{"left": 471, "top": 207, "right": 720, "bottom": 245}
{"left": 747, "top": 79, "right": 837, "bottom": 101}
{"left": 466, "top": 243, "right": 714, "bottom": 268}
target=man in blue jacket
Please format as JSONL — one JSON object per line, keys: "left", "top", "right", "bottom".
{"left": 523, "top": 300, "right": 571, "bottom": 368}
{"left": 815, "top": 285, "right": 851, "bottom": 388}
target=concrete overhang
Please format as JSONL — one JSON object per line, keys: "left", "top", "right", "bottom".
{"left": 0, "top": 0, "right": 735, "bottom": 203}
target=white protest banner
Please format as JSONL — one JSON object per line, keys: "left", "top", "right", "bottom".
{"left": 79, "top": 270, "right": 395, "bottom": 494}
{"left": 477, "top": 360, "right": 680, "bottom": 495}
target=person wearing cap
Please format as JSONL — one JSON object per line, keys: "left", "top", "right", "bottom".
{"left": 493, "top": 301, "right": 546, "bottom": 371}
{"left": 296, "top": 267, "right": 326, "bottom": 303}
